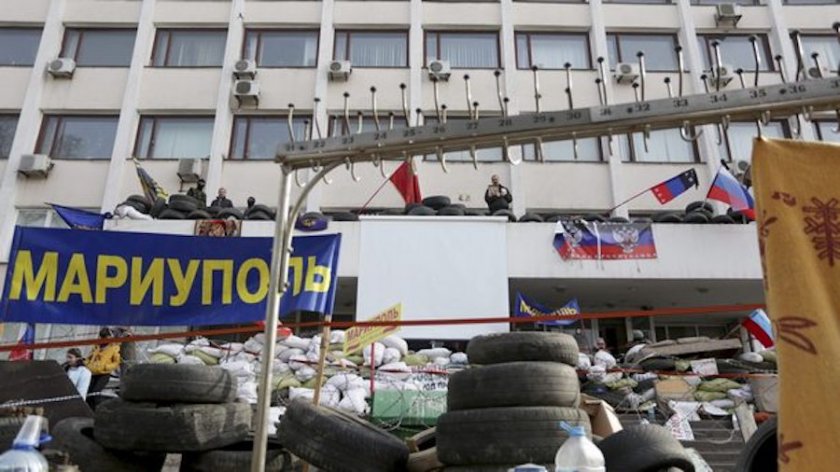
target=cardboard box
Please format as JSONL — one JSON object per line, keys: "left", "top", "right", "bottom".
{"left": 580, "top": 394, "right": 623, "bottom": 438}
{"left": 750, "top": 375, "right": 779, "bottom": 413}
{"left": 655, "top": 377, "right": 696, "bottom": 407}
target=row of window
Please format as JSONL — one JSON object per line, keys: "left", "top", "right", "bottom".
{"left": 2, "top": 27, "right": 838, "bottom": 73}
{"left": 1, "top": 112, "right": 836, "bottom": 163}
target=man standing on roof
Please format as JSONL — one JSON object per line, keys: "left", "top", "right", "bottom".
{"left": 485, "top": 174, "right": 512, "bottom": 212}
{"left": 187, "top": 179, "right": 207, "bottom": 208}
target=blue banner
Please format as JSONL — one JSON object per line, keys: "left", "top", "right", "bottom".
{"left": 51, "top": 204, "right": 106, "bottom": 230}
{"left": 514, "top": 292, "right": 580, "bottom": 327}
{"left": 0, "top": 227, "right": 341, "bottom": 326}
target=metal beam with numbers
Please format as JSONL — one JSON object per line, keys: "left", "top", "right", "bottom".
{"left": 276, "top": 77, "right": 840, "bottom": 169}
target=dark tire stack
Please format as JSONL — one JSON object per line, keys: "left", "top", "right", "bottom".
{"left": 438, "top": 332, "right": 590, "bottom": 469}
{"left": 53, "top": 365, "right": 254, "bottom": 470}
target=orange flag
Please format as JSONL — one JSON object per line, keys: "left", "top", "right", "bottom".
{"left": 752, "top": 137, "right": 840, "bottom": 469}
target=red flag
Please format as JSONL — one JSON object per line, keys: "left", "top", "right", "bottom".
{"left": 389, "top": 161, "right": 422, "bottom": 204}
{"left": 9, "top": 324, "right": 35, "bottom": 361}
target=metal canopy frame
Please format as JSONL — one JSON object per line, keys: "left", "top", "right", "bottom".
{"left": 251, "top": 75, "right": 840, "bottom": 471}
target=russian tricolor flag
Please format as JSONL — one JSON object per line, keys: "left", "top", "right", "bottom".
{"left": 8, "top": 323, "right": 36, "bottom": 361}
{"left": 742, "top": 309, "right": 774, "bottom": 348}
{"left": 707, "top": 167, "right": 755, "bottom": 220}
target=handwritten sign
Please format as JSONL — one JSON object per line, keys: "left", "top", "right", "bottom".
{"left": 344, "top": 303, "right": 402, "bottom": 354}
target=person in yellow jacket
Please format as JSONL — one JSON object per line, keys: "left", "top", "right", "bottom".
{"left": 85, "top": 327, "right": 121, "bottom": 409}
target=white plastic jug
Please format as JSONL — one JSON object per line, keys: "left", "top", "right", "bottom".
{"left": 554, "top": 421, "right": 605, "bottom": 472}
{"left": 0, "top": 415, "right": 49, "bottom": 472}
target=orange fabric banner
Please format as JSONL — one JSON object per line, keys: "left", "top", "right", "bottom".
{"left": 752, "top": 137, "right": 840, "bottom": 469}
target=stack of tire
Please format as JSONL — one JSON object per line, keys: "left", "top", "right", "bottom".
{"left": 437, "top": 332, "right": 591, "bottom": 471}
{"left": 51, "top": 364, "right": 266, "bottom": 472}
{"left": 652, "top": 201, "right": 745, "bottom": 225}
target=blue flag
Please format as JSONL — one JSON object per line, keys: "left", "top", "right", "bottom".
{"left": 51, "top": 204, "right": 105, "bottom": 230}
{"left": 514, "top": 292, "right": 580, "bottom": 326}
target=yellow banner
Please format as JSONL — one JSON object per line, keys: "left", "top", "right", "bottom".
{"left": 752, "top": 138, "right": 840, "bottom": 469}
{"left": 344, "top": 303, "right": 402, "bottom": 355}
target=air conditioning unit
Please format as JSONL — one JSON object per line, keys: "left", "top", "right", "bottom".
{"left": 731, "top": 159, "right": 750, "bottom": 176}
{"left": 614, "top": 62, "right": 639, "bottom": 84}
{"left": 808, "top": 66, "right": 831, "bottom": 79}
{"left": 715, "top": 3, "right": 742, "bottom": 27}
{"left": 708, "top": 64, "right": 735, "bottom": 88}
{"left": 47, "top": 58, "right": 76, "bottom": 78}
{"left": 18, "top": 154, "right": 53, "bottom": 178}
{"left": 177, "top": 158, "right": 202, "bottom": 183}
{"left": 233, "top": 59, "right": 257, "bottom": 79}
{"left": 328, "top": 60, "right": 352, "bottom": 81}
{"left": 234, "top": 79, "right": 260, "bottom": 98}
{"left": 428, "top": 60, "right": 451, "bottom": 81}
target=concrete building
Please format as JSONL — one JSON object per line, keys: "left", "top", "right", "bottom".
{"left": 0, "top": 0, "right": 838, "bottom": 356}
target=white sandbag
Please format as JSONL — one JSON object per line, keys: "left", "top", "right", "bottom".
{"left": 701, "top": 403, "right": 730, "bottom": 416}
{"left": 380, "top": 362, "right": 410, "bottom": 373}
{"left": 243, "top": 338, "right": 263, "bottom": 354}
{"left": 253, "top": 333, "right": 266, "bottom": 344}
{"left": 272, "top": 361, "right": 291, "bottom": 376}
{"left": 289, "top": 387, "right": 315, "bottom": 402}
{"left": 116, "top": 205, "right": 153, "bottom": 220}
{"left": 728, "top": 386, "right": 754, "bottom": 403}
{"left": 682, "top": 375, "right": 703, "bottom": 388}
{"left": 327, "top": 373, "right": 363, "bottom": 392}
{"left": 306, "top": 351, "right": 321, "bottom": 364}
{"left": 177, "top": 354, "right": 205, "bottom": 365}
{"left": 417, "top": 347, "right": 451, "bottom": 361}
{"left": 433, "top": 357, "right": 450, "bottom": 367}
{"left": 281, "top": 335, "right": 311, "bottom": 350}
{"left": 319, "top": 385, "right": 341, "bottom": 408}
{"left": 148, "top": 343, "right": 184, "bottom": 358}
{"left": 594, "top": 350, "right": 617, "bottom": 369}
{"left": 340, "top": 388, "right": 369, "bottom": 415}
{"left": 237, "top": 380, "right": 258, "bottom": 404}
{"left": 738, "top": 352, "right": 764, "bottom": 363}
{"left": 295, "top": 366, "right": 317, "bottom": 382}
{"left": 232, "top": 351, "right": 257, "bottom": 363}
{"left": 221, "top": 342, "right": 244, "bottom": 354}
{"left": 709, "top": 399, "right": 736, "bottom": 409}
{"left": 331, "top": 358, "right": 358, "bottom": 369}
{"left": 268, "top": 407, "right": 282, "bottom": 435}
{"left": 330, "top": 330, "right": 346, "bottom": 344}
{"left": 288, "top": 355, "right": 310, "bottom": 371}
{"left": 382, "top": 347, "right": 402, "bottom": 366}
{"left": 186, "top": 345, "right": 222, "bottom": 359}
{"left": 189, "top": 337, "right": 210, "bottom": 347}
{"left": 632, "top": 372, "right": 659, "bottom": 382}
{"left": 450, "top": 353, "right": 468, "bottom": 365}
{"left": 577, "top": 353, "right": 592, "bottom": 370}
{"left": 220, "top": 360, "right": 254, "bottom": 378}
{"left": 380, "top": 335, "right": 409, "bottom": 356}
{"left": 363, "top": 343, "right": 386, "bottom": 367}
{"left": 278, "top": 348, "right": 305, "bottom": 363}
{"left": 586, "top": 365, "right": 607, "bottom": 383}
{"left": 601, "top": 372, "right": 624, "bottom": 385}
{"left": 625, "top": 344, "right": 647, "bottom": 364}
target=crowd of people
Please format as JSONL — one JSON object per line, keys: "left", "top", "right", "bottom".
{"left": 187, "top": 180, "right": 255, "bottom": 210}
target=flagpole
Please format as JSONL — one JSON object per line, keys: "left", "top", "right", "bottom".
{"left": 606, "top": 187, "right": 653, "bottom": 214}
{"left": 359, "top": 175, "right": 393, "bottom": 212}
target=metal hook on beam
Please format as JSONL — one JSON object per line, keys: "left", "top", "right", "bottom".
{"left": 790, "top": 30, "right": 806, "bottom": 81}
{"left": 342, "top": 92, "right": 351, "bottom": 135}
{"left": 435, "top": 146, "right": 449, "bottom": 174}
{"left": 441, "top": 104, "right": 448, "bottom": 124}
{"left": 811, "top": 52, "right": 824, "bottom": 78}
{"left": 637, "top": 51, "right": 646, "bottom": 102}
{"left": 286, "top": 103, "right": 297, "bottom": 144}
{"left": 370, "top": 86, "right": 380, "bottom": 132}
{"left": 373, "top": 154, "right": 387, "bottom": 178}
{"left": 595, "top": 78, "right": 604, "bottom": 106}
{"left": 503, "top": 136, "right": 521, "bottom": 166}
{"left": 356, "top": 111, "right": 364, "bottom": 134}
{"left": 531, "top": 65, "right": 542, "bottom": 113}
{"left": 700, "top": 74, "right": 710, "bottom": 94}
{"left": 750, "top": 35, "right": 761, "bottom": 87}
{"left": 676, "top": 45, "right": 685, "bottom": 97}
{"left": 345, "top": 157, "right": 361, "bottom": 182}
{"left": 790, "top": 114, "right": 802, "bottom": 138}
{"left": 572, "top": 132, "right": 579, "bottom": 161}
{"left": 597, "top": 57, "right": 609, "bottom": 105}
{"left": 564, "top": 62, "right": 574, "bottom": 109}
{"left": 643, "top": 124, "right": 651, "bottom": 153}
{"left": 432, "top": 76, "right": 442, "bottom": 121}
{"left": 464, "top": 74, "right": 474, "bottom": 120}
{"left": 399, "top": 83, "right": 410, "bottom": 127}
{"left": 664, "top": 77, "right": 673, "bottom": 98}
{"left": 679, "top": 121, "right": 703, "bottom": 142}
{"left": 775, "top": 55, "right": 787, "bottom": 83}
{"left": 294, "top": 168, "right": 307, "bottom": 187}
{"left": 606, "top": 129, "right": 615, "bottom": 157}
{"left": 503, "top": 97, "right": 510, "bottom": 118}
{"left": 711, "top": 41, "right": 723, "bottom": 92}
{"left": 303, "top": 119, "right": 311, "bottom": 141}
{"left": 388, "top": 111, "right": 395, "bottom": 131}
{"left": 312, "top": 97, "right": 322, "bottom": 139}
{"left": 469, "top": 145, "right": 479, "bottom": 170}
{"left": 534, "top": 137, "right": 545, "bottom": 163}
{"left": 312, "top": 160, "right": 333, "bottom": 185}
{"left": 801, "top": 105, "right": 813, "bottom": 122}
{"left": 494, "top": 70, "right": 506, "bottom": 117}
{"left": 415, "top": 108, "right": 423, "bottom": 127}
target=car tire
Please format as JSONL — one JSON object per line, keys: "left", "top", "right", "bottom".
{"left": 52, "top": 417, "right": 166, "bottom": 472}
{"left": 217, "top": 208, "right": 244, "bottom": 220}
{"left": 438, "top": 206, "right": 466, "bottom": 216}
{"left": 597, "top": 424, "right": 695, "bottom": 472}
{"left": 180, "top": 440, "right": 291, "bottom": 472}
{"left": 448, "top": 362, "right": 580, "bottom": 410}
{"left": 158, "top": 209, "right": 186, "bottom": 220}
{"left": 120, "top": 364, "right": 236, "bottom": 404}
{"left": 170, "top": 199, "right": 198, "bottom": 213}
{"left": 467, "top": 332, "right": 579, "bottom": 366}
{"left": 734, "top": 416, "right": 777, "bottom": 472}
{"left": 407, "top": 205, "right": 436, "bottom": 216}
{"left": 422, "top": 196, "right": 451, "bottom": 210}
{"left": 518, "top": 213, "right": 544, "bottom": 223}
{"left": 187, "top": 210, "right": 212, "bottom": 220}
{"left": 491, "top": 209, "right": 517, "bottom": 222}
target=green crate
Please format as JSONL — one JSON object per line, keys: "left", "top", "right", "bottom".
{"left": 371, "top": 390, "right": 447, "bottom": 427}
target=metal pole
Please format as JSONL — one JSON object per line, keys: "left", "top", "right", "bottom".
{"left": 251, "top": 165, "right": 293, "bottom": 472}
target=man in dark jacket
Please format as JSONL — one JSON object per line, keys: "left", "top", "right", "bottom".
{"left": 485, "top": 174, "right": 512, "bottom": 212}
{"left": 210, "top": 187, "right": 234, "bottom": 208}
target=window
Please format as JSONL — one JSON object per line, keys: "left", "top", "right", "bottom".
{"left": 718, "top": 121, "right": 787, "bottom": 162}
{"left": 36, "top": 115, "right": 118, "bottom": 159}
{"left": 0, "top": 115, "right": 17, "bottom": 159}
{"left": 230, "top": 116, "right": 307, "bottom": 160}
{"left": 801, "top": 35, "right": 840, "bottom": 73}
{"left": 697, "top": 34, "right": 773, "bottom": 72}
{"left": 152, "top": 29, "right": 226, "bottom": 67}
{"left": 813, "top": 121, "right": 840, "bottom": 144}
{"left": 333, "top": 31, "right": 407, "bottom": 68}
{"left": 522, "top": 138, "right": 602, "bottom": 162}
{"left": 607, "top": 33, "right": 679, "bottom": 71}
{"left": 515, "top": 32, "right": 591, "bottom": 70}
{"left": 426, "top": 31, "right": 499, "bottom": 69}
{"left": 243, "top": 30, "right": 318, "bottom": 67}
{"left": 16, "top": 208, "right": 70, "bottom": 229}
{"left": 135, "top": 116, "right": 214, "bottom": 159}
{"left": 0, "top": 28, "right": 42, "bottom": 66}
{"left": 61, "top": 29, "right": 136, "bottom": 67}
{"left": 620, "top": 128, "right": 697, "bottom": 163}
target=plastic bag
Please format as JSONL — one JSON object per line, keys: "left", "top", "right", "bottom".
{"left": 594, "top": 350, "right": 617, "bottom": 369}
{"left": 577, "top": 353, "right": 592, "bottom": 370}
{"left": 380, "top": 335, "right": 409, "bottom": 356}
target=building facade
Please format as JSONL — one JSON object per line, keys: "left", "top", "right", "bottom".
{"left": 0, "top": 0, "right": 838, "bottom": 356}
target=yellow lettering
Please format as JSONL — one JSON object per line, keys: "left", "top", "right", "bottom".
{"left": 288, "top": 257, "right": 303, "bottom": 295}
{"left": 130, "top": 257, "right": 164, "bottom": 306}
{"left": 202, "top": 260, "right": 234, "bottom": 305}
{"left": 9, "top": 251, "right": 58, "bottom": 301}
{"left": 57, "top": 253, "right": 93, "bottom": 303}
{"left": 167, "top": 259, "right": 199, "bottom": 307}
{"left": 236, "top": 258, "right": 269, "bottom": 303}
{"left": 304, "top": 256, "right": 331, "bottom": 293}
{"left": 95, "top": 255, "right": 127, "bottom": 304}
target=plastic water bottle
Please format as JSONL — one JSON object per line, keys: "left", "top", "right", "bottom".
{"left": 0, "top": 415, "right": 49, "bottom": 472}
{"left": 554, "top": 422, "right": 605, "bottom": 472}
